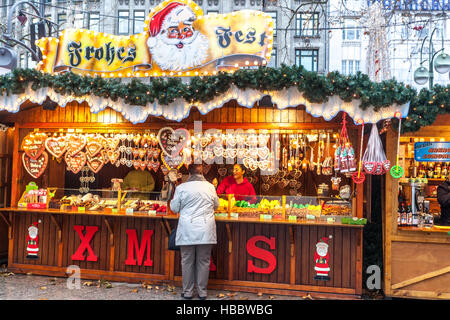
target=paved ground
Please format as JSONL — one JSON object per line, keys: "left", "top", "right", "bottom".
{"left": 0, "top": 265, "right": 382, "bottom": 300}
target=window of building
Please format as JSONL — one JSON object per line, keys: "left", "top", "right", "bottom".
{"left": 295, "top": 49, "right": 318, "bottom": 72}
{"left": 342, "top": 59, "right": 360, "bottom": 75}
{"left": 118, "top": 10, "right": 129, "bottom": 35}
{"left": 57, "top": 13, "right": 66, "bottom": 29}
{"left": 342, "top": 19, "right": 360, "bottom": 41}
{"left": 89, "top": 12, "right": 100, "bottom": 32}
{"left": 19, "top": 53, "right": 25, "bottom": 68}
{"left": 268, "top": 47, "right": 277, "bottom": 67}
{"left": 73, "top": 13, "right": 84, "bottom": 29}
{"left": 133, "top": 10, "right": 145, "bottom": 33}
{"left": 207, "top": 10, "right": 219, "bottom": 14}
{"left": 266, "top": 11, "right": 277, "bottom": 37}
{"left": 295, "top": 12, "right": 319, "bottom": 37}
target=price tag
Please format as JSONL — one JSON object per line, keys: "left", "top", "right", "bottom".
{"left": 306, "top": 214, "right": 315, "bottom": 220}
{"left": 259, "top": 214, "right": 272, "bottom": 220}
{"left": 111, "top": 208, "right": 118, "bottom": 214}
{"left": 148, "top": 210, "right": 156, "bottom": 216}
{"left": 230, "top": 213, "right": 239, "bottom": 219}
{"left": 126, "top": 208, "right": 134, "bottom": 215}
{"left": 326, "top": 217, "right": 335, "bottom": 223}
{"left": 288, "top": 215, "right": 297, "bottom": 222}
{"left": 78, "top": 207, "right": 85, "bottom": 212}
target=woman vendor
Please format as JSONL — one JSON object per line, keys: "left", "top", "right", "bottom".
{"left": 216, "top": 164, "right": 257, "bottom": 203}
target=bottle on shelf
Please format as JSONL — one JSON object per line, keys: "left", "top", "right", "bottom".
{"left": 412, "top": 206, "right": 419, "bottom": 227}
{"left": 406, "top": 203, "right": 413, "bottom": 226}
{"left": 434, "top": 162, "right": 441, "bottom": 179}
{"left": 418, "top": 163, "right": 426, "bottom": 178}
{"left": 400, "top": 202, "right": 407, "bottom": 227}
{"left": 427, "top": 162, "right": 434, "bottom": 179}
{"left": 442, "top": 162, "right": 448, "bottom": 178}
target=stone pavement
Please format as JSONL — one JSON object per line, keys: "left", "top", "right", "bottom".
{"left": 0, "top": 265, "right": 382, "bottom": 300}
{"left": 0, "top": 265, "right": 301, "bottom": 300}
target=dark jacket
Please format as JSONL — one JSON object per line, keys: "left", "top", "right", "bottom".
{"left": 436, "top": 180, "right": 450, "bottom": 226}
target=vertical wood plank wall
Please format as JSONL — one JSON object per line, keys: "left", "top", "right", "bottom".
{"left": 0, "top": 128, "right": 13, "bottom": 260}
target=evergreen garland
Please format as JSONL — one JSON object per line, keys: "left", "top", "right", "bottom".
{"left": 0, "top": 66, "right": 448, "bottom": 132}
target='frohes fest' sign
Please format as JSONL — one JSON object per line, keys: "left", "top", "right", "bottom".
{"left": 36, "top": 0, "right": 274, "bottom": 78}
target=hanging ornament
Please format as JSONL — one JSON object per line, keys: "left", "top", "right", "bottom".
{"left": 352, "top": 120, "right": 366, "bottom": 184}
{"left": 362, "top": 123, "right": 390, "bottom": 175}
{"left": 335, "top": 113, "right": 357, "bottom": 173}
{"left": 390, "top": 113, "right": 404, "bottom": 179}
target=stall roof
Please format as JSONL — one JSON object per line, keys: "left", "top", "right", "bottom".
{"left": 0, "top": 84, "right": 409, "bottom": 125}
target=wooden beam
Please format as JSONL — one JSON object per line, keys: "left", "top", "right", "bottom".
{"left": 225, "top": 223, "right": 233, "bottom": 281}
{"left": 289, "top": 226, "right": 295, "bottom": 285}
{"left": 391, "top": 266, "right": 450, "bottom": 290}
{"left": 0, "top": 211, "right": 10, "bottom": 227}
{"left": 392, "top": 289, "right": 450, "bottom": 300}
{"left": 10, "top": 123, "right": 20, "bottom": 206}
{"left": 49, "top": 214, "right": 61, "bottom": 242}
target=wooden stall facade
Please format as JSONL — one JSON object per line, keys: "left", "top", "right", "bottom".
{"left": 0, "top": 101, "right": 365, "bottom": 298}
{"left": 0, "top": 128, "right": 13, "bottom": 261}
{"left": 384, "top": 114, "right": 450, "bottom": 300}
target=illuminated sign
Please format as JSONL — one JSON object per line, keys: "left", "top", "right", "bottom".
{"left": 414, "top": 142, "right": 450, "bottom": 162}
{"left": 36, "top": 0, "right": 273, "bottom": 78}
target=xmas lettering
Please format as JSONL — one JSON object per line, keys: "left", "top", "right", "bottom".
{"left": 67, "top": 41, "right": 137, "bottom": 68}
{"left": 71, "top": 225, "right": 99, "bottom": 262}
{"left": 215, "top": 27, "right": 267, "bottom": 49}
{"left": 246, "top": 235, "right": 277, "bottom": 274}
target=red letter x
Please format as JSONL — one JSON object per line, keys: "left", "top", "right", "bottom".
{"left": 71, "top": 225, "right": 98, "bottom": 262}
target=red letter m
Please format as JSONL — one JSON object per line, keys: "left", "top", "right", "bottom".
{"left": 125, "top": 229, "right": 154, "bottom": 266}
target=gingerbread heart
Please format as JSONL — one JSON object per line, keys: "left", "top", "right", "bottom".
{"left": 138, "top": 148, "right": 147, "bottom": 159}
{"left": 162, "top": 153, "right": 185, "bottom": 170}
{"left": 237, "top": 148, "right": 247, "bottom": 159}
{"left": 157, "top": 127, "right": 190, "bottom": 158}
{"left": 22, "top": 132, "right": 47, "bottom": 160}
{"left": 151, "top": 148, "right": 161, "bottom": 159}
{"left": 107, "top": 149, "right": 120, "bottom": 164}
{"left": 382, "top": 160, "right": 391, "bottom": 172}
{"left": 258, "top": 147, "right": 270, "bottom": 160}
{"left": 258, "top": 160, "right": 270, "bottom": 171}
{"left": 45, "top": 136, "right": 67, "bottom": 159}
{"left": 363, "top": 161, "right": 376, "bottom": 174}
{"left": 87, "top": 154, "right": 104, "bottom": 174}
{"left": 132, "top": 148, "right": 140, "bottom": 159}
{"left": 133, "top": 134, "right": 141, "bottom": 146}
{"left": 67, "top": 134, "right": 87, "bottom": 156}
{"left": 139, "top": 160, "right": 147, "bottom": 171}
{"left": 22, "top": 151, "right": 48, "bottom": 179}
{"left": 248, "top": 148, "right": 259, "bottom": 159}
{"left": 65, "top": 151, "right": 87, "bottom": 174}
{"left": 148, "top": 160, "right": 161, "bottom": 172}
{"left": 213, "top": 146, "right": 224, "bottom": 157}
{"left": 86, "top": 140, "right": 103, "bottom": 157}
{"left": 225, "top": 148, "right": 237, "bottom": 159}
{"left": 249, "top": 159, "right": 259, "bottom": 171}
{"left": 106, "top": 136, "right": 120, "bottom": 150}
{"left": 133, "top": 159, "right": 141, "bottom": 170}
{"left": 161, "top": 165, "right": 169, "bottom": 175}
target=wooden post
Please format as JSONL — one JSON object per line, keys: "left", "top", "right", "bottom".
{"left": 104, "top": 218, "right": 115, "bottom": 272}
{"left": 10, "top": 124, "right": 21, "bottom": 206}
{"left": 49, "top": 214, "right": 63, "bottom": 267}
{"left": 282, "top": 195, "right": 286, "bottom": 220}
{"left": 225, "top": 223, "right": 233, "bottom": 281}
{"left": 289, "top": 226, "right": 295, "bottom": 285}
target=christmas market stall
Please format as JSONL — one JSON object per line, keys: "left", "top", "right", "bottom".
{"left": 383, "top": 106, "right": 450, "bottom": 299}
{"left": 0, "top": 0, "right": 413, "bottom": 299}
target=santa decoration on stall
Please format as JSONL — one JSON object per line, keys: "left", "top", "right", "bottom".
{"left": 147, "top": 2, "right": 210, "bottom": 71}
{"left": 26, "top": 220, "right": 41, "bottom": 259}
{"left": 314, "top": 236, "right": 332, "bottom": 281}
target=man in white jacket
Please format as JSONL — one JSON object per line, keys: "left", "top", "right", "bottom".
{"left": 170, "top": 163, "right": 219, "bottom": 300}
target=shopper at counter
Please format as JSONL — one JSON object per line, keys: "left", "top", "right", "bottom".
{"left": 216, "top": 164, "right": 257, "bottom": 203}
{"left": 170, "top": 163, "right": 219, "bottom": 300}
{"left": 436, "top": 173, "right": 450, "bottom": 226}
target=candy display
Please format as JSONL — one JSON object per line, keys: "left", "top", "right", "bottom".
{"left": 362, "top": 123, "right": 391, "bottom": 175}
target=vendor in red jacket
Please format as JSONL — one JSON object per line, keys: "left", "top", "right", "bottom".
{"left": 216, "top": 164, "right": 257, "bottom": 203}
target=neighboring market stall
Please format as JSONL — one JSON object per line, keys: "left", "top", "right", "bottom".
{"left": 0, "top": 0, "right": 414, "bottom": 299}
{"left": 383, "top": 113, "right": 450, "bottom": 300}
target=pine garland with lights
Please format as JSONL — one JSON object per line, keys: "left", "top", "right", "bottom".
{"left": 0, "top": 66, "right": 448, "bottom": 132}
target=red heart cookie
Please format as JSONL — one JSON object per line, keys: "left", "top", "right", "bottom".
{"left": 87, "top": 154, "right": 104, "bottom": 174}
{"left": 45, "top": 136, "right": 67, "bottom": 159}
{"left": 22, "top": 132, "right": 47, "bottom": 160}
{"left": 22, "top": 151, "right": 48, "bottom": 179}
{"left": 65, "top": 151, "right": 87, "bottom": 174}
{"left": 67, "top": 134, "right": 87, "bottom": 156}
{"left": 86, "top": 140, "right": 103, "bottom": 157}
{"left": 107, "top": 149, "right": 120, "bottom": 165}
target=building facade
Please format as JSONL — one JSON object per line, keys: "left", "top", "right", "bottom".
{"left": 2, "top": 0, "right": 330, "bottom": 75}
{"left": 328, "top": 0, "right": 450, "bottom": 88}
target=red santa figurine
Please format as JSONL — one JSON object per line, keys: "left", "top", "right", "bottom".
{"left": 26, "top": 221, "right": 40, "bottom": 259}
{"left": 314, "top": 236, "right": 332, "bottom": 281}
{"left": 146, "top": 2, "right": 210, "bottom": 71}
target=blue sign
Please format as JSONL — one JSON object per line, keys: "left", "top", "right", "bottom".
{"left": 414, "top": 142, "right": 450, "bottom": 162}
{"left": 368, "top": 0, "right": 450, "bottom": 11}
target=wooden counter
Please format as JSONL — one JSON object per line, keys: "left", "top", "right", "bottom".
{"left": 1, "top": 207, "right": 363, "bottom": 299}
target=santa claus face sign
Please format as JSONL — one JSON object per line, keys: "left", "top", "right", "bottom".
{"left": 147, "top": 3, "right": 210, "bottom": 71}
